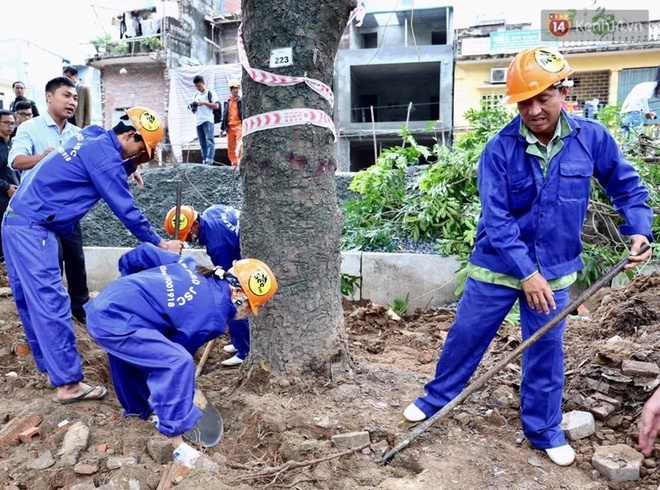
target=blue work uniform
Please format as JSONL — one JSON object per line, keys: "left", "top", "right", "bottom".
{"left": 86, "top": 243, "right": 234, "bottom": 437}
{"left": 198, "top": 205, "right": 249, "bottom": 360}
{"left": 1, "top": 126, "right": 162, "bottom": 387}
{"left": 9, "top": 112, "right": 89, "bottom": 318}
{"left": 412, "top": 112, "right": 653, "bottom": 449}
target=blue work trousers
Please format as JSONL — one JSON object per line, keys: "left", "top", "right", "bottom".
{"left": 87, "top": 321, "right": 203, "bottom": 437}
{"left": 414, "top": 277, "right": 570, "bottom": 449}
{"left": 1, "top": 213, "right": 84, "bottom": 386}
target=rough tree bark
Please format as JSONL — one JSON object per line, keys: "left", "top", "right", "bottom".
{"left": 239, "top": 0, "right": 356, "bottom": 382}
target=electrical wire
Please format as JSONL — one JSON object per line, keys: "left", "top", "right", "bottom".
{"left": 409, "top": 0, "right": 421, "bottom": 62}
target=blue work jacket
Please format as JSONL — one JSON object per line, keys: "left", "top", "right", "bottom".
{"left": 469, "top": 112, "right": 653, "bottom": 281}
{"left": 9, "top": 126, "right": 161, "bottom": 244}
{"left": 198, "top": 204, "right": 241, "bottom": 271}
{"left": 91, "top": 243, "right": 234, "bottom": 355}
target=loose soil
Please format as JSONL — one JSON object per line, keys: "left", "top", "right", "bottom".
{"left": 2, "top": 263, "right": 660, "bottom": 489}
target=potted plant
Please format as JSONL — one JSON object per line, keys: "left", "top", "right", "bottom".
{"left": 90, "top": 34, "right": 112, "bottom": 54}
{"left": 114, "top": 42, "right": 129, "bottom": 55}
{"left": 140, "top": 36, "right": 162, "bottom": 52}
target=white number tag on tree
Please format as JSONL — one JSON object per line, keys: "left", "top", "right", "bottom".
{"left": 269, "top": 47, "right": 293, "bottom": 68}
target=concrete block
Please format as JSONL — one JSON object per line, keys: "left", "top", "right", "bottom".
{"left": 592, "top": 444, "right": 644, "bottom": 482}
{"left": 331, "top": 431, "right": 370, "bottom": 450}
{"left": 361, "top": 252, "right": 461, "bottom": 308}
{"left": 560, "top": 411, "right": 596, "bottom": 440}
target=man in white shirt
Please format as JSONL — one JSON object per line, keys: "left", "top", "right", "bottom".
{"left": 620, "top": 69, "right": 660, "bottom": 138}
{"left": 9, "top": 76, "right": 89, "bottom": 324}
{"left": 190, "top": 75, "right": 220, "bottom": 165}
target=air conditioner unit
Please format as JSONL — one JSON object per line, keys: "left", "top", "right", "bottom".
{"left": 490, "top": 67, "right": 507, "bottom": 84}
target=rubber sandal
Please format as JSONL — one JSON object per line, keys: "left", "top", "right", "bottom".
{"left": 52, "top": 385, "right": 108, "bottom": 405}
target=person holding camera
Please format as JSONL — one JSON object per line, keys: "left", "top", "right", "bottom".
{"left": 620, "top": 67, "right": 660, "bottom": 140}
{"left": 189, "top": 75, "right": 220, "bottom": 166}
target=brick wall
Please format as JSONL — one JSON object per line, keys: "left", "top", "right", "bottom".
{"left": 100, "top": 63, "right": 168, "bottom": 129}
{"left": 566, "top": 70, "right": 610, "bottom": 108}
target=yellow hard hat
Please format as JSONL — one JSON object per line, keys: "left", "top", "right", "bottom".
{"left": 503, "top": 47, "right": 574, "bottom": 104}
{"left": 125, "top": 107, "right": 164, "bottom": 158}
{"left": 232, "top": 259, "right": 277, "bottom": 315}
{"left": 228, "top": 79, "right": 241, "bottom": 88}
{"left": 164, "top": 205, "right": 198, "bottom": 241}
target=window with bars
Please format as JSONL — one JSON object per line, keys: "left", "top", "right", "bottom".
{"left": 480, "top": 94, "right": 504, "bottom": 110}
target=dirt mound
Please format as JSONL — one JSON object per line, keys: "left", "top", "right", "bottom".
{"left": 2, "top": 262, "right": 660, "bottom": 489}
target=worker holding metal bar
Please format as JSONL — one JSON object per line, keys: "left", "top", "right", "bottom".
{"left": 403, "top": 46, "right": 653, "bottom": 467}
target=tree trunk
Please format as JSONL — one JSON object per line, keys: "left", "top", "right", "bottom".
{"left": 239, "top": 0, "right": 355, "bottom": 382}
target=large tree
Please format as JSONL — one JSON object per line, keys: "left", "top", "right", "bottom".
{"left": 239, "top": 0, "right": 357, "bottom": 382}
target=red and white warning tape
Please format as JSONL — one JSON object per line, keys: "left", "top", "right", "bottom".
{"left": 237, "top": 24, "right": 334, "bottom": 107}
{"left": 243, "top": 108, "right": 336, "bottom": 139}
{"left": 238, "top": 1, "right": 365, "bottom": 142}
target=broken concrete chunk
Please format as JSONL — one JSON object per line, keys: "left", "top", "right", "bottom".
{"left": 560, "top": 411, "right": 596, "bottom": 440}
{"left": 146, "top": 437, "right": 174, "bottom": 464}
{"left": 27, "top": 450, "right": 56, "bottom": 470}
{"left": 585, "top": 377, "right": 610, "bottom": 394}
{"left": 621, "top": 359, "right": 660, "bottom": 377}
{"left": 73, "top": 458, "right": 99, "bottom": 475}
{"left": 587, "top": 401, "right": 616, "bottom": 421}
{"left": 590, "top": 393, "right": 622, "bottom": 411}
{"left": 488, "top": 385, "right": 520, "bottom": 409}
{"left": 331, "top": 431, "right": 370, "bottom": 450}
{"left": 592, "top": 444, "right": 644, "bottom": 482}
{"left": 68, "top": 481, "right": 97, "bottom": 490}
{"left": 106, "top": 456, "right": 138, "bottom": 470}
{"left": 58, "top": 421, "right": 90, "bottom": 456}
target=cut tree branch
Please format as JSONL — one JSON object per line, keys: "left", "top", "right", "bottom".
{"left": 237, "top": 442, "right": 371, "bottom": 483}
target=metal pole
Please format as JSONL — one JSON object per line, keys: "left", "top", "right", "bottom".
{"left": 172, "top": 179, "right": 182, "bottom": 239}
{"left": 370, "top": 105, "right": 377, "bottom": 163}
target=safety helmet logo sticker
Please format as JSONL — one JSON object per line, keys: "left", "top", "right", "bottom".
{"left": 248, "top": 270, "right": 272, "bottom": 296}
{"left": 172, "top": 214, "right": 189, "bottom": 231}
{"left": 534, "top": 48, "right": 565, "bottom": 73}
{"left": 140, "top": 111, "right": 160, "bottom": 132}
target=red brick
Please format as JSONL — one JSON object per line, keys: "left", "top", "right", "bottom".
{"left": 18, "top": 427, "right": 41, "bottom": 444}
{"left": 0, "top": 412, "right": 42, "bottom": 448}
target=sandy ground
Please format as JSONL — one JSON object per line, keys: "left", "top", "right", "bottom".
{"left": 1, "top": 262, "right": 660, "bottom": 489}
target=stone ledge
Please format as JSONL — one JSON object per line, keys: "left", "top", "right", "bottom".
{"left": 83, "top": 247, "right": 462, "bottom": 309}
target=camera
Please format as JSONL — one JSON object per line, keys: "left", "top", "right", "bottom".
{"left": 188, "top": 102, "right": 197, "bottom": 114}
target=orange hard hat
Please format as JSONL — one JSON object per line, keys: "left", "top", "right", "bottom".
{"left": 232, "top": 259, "right": 278, "bottom": 315}
{"left": 125, "top": 107, "right": 164, "bottom": 158}
{"left": 164, "top": 205, "right": 198, "bottom": 241}
{"left": 503, "top": 47, "right": 574, "bottom": 104}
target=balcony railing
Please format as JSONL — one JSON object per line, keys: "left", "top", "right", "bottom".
{"left": 90, "top": 33, "right": 163, "bottom": 58}
{"left": 350, "top": 102, "right": 440, "bottom": 124}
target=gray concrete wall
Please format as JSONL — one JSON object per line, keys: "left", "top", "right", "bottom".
{"left": 84, "top": 247, "right": 462, "bottom": 309}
